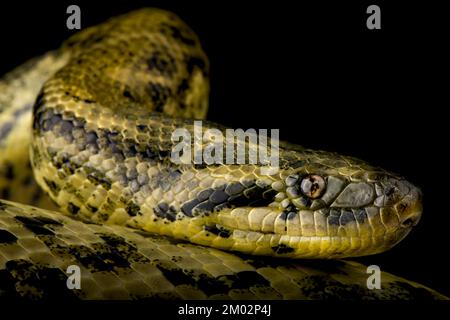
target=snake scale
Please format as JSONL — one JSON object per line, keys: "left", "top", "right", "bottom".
{"left": 0, "top": 8, "right": 446, "bottom": 300}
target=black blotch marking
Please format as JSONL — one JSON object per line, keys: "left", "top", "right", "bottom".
{"left": 125, "top": 201, "right": 142, "bottom": 217}
{"left": 155, "top": 265, "right": 271, "bottom": 297}
{"left": 0, "top": 188, "right": 10, "bottom": 199}
{"left": 204, "top": 224, "right": 231, "bottom": 238}
{"left": 176, "top": 79, "right": 190, "bottom": 96}
{"left": 385, "top": 281, "right": 440, "bottom": 300}
{"left": 209, "top": 189, "right": 228, "bottom": 204}
{"left": 67, "top": 202, "right": 80, "bottom": 215}
{"left": 279, "top": 212, "right": 288, "bottom": 220}
{"left": 4, "top": 162, "right": 14, "bottom": 180}
{"left": 32, "top": 90, "right": 45, "bottom": 116}
{"left": 53, "top": 153, "right": 76, "bottom": 175}
{"left": 136, "top": 124, "right": 148, "bottom": 132}
{"left": 234, "top": 271, "right": 270, "bottom": 288}
{"left": 161, "top": 23, "right": 197, "bottom": 46}
{"left": 147, "top": 52, "right": 177, "bottom": 77}
{"left": 195, "top": 274, "right": 232, "bottom": 296}
{"left": 328, "top": 209, "right": 341, "bottom": 226}
{"left": 86, "top": 204, "right": 98, "bottom": 213}
{"left": 297, "top": 275, "right": 439, "bottom": 300}
{"left": 146, "top": 83, "right": 172, "bottom": 112}
{"left": 193, "top": 201, "right": 215, "bottom": 213}
{"left": 340, "top": 211, "right": 356, "bottom": 225}
{"left": 33, "top": 216, "right": 62, "bottom": 226}
{"left": 83, "top": 98, "right": 95, "bottom": 104}
{"left": 181, "top": 198, "right": 200, "bottom": 217}
{"left": 299, "top": 275, "right": 364, "bottom": 300}
{"left": 197, "top": 189, "right": 213, "bottom": 202}
{"left": 123, "top": 89, "right": 135, "bottom": 101}
{"left": 271, "top": 244, "right": 295, "bottom": 254}
{"left": 186, "top": 56, "right": 207, "bottom": 75}
{"left": 297, "top": 196, "right": 312, "bottom": 208}
{"left": 126, "top": 202, "right": 141, "bottom": 217}
{"left": 282, "top": 205, "right": 299, "bottom": 219}
{"left": 156, "top": 265, "right": 196, "bottom": 287}
{"left": 4, "top": 259, "right": 78, "bottom": 300}
{"left": 154, "top": 203, "right": 177, "bottom": 222}
{"left": 182, "top": 182, "right": 275, "bottom": 217}
{"left": 225, "top": 182, "right": 245, "bottom": 195}
{"left": 40, "top": 233, "right": 150, "bottom": 273}
{"left": 42, "top": 177, "right": 60, "bottom": 196}
{"left": 192, "top": 163, "right": 207, "bottom": 170}
{"left": 224, "top": 182, "right": 274, "bottom": 208}
{"left": 14, "top": 215, "right": 62, "bottom": 236}
{"left": 0, "top": 269, "right": 20, "bottom": 298}
{"left": 84, "top": 166, "right": 112, "bottom": 190}
{"left": 262, "top": 189, "right": 277, "bottom": 200}
{"left": 0, "top": 229, "right": 17, "bottom": 244}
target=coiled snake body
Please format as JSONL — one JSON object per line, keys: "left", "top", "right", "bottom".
{"left": 0, "top": 8, "right": 446, "bottom": 299}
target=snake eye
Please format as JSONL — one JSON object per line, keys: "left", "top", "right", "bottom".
{"left": 300, "top": 175, "right": 326, "bottom": 199}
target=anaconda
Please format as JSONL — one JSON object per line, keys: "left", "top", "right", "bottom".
{"left": 0, "top": 8, "right": 446, "bottom": 299}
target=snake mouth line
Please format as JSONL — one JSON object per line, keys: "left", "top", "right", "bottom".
{"left": 195, "top": 222, "right": 413, "bottom": 258}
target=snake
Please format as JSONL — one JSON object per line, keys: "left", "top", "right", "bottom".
{"left": 0, "top": 8, "right": 446, "bottom": 300}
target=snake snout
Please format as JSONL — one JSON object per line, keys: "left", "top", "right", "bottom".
{"left": 375, "top": 177, "right": 423, "bottom": 229}
{"left": 398, "top": 182, "right": 423, "bottom": 228}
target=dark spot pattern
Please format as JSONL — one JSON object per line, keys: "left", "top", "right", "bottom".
{"left": 1, "top": 259, "right": 77, "bottom": 300}
{"left": 4, "top": 162, "right": 14, "bottom": 180}
{"left": 328, "top": 209, "right": 341, "bottom": 226}
{"left": 67, "top": 202, "right": 80, "bottom": 215}
{"left": 155, "top": 264, "right": 272, "bottom": 298}
{"left": 181, "top": 182, "right": 275, "bottom": 217}
{"left": 340, "top": 210, "right": 356, "bottom": 225}
{"left": 281, "top": 205, "right": 299, "bottom": 220}
{"left": 0, "top": 230, "right": 17, "bottom": 244}
{"left": 297, "top": 275, "right": 438, "bottom": 300}
{"left": 160, "top": 23, "right": 197, "bottom": 46}
{"left": 203, "top": 225, "right": 231, "bottom": 238}
{"left": 84, "top": 166, "right": 112, "bottom": 190}
{"left": 272, "top": 244, "right": 295, "bottom": 254}
{"left": 34, "top": 107, "right": 172, "bottom": 182}
{"left": 154, "top": 203, "right": 177, "bottom": 222}
{"left": 38, "top": 232, "right": 149, "bottom": 273}
{"left": 147, "top": 52, "right": 177, "bottom": 77}
{"left": 14, "top": 215, "right": 62, "bottom": 236}
{"left": 126, "top": 202, "right": 141, "bottom": 217}
{"left": 42, "top": 177, "right": 60, "bottom": 196}
{"left": 186, "top": 56, "right": 207, "bottom": 75}
{"left": 146, "top": 83, "right": 172, "bottom": 112}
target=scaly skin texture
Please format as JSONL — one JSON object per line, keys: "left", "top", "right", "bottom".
{"left": 0, "top": 200, "right": 446, "bottom": 299}
{"left": 0, "top": 8, "right": 443, "bottom": 299}
{"left": 30, "top": 9, "right": 422, "bottom": 259}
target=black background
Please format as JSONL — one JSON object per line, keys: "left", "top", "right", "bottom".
{"left": 0, "top": 0, "right": 448, "bottom": 297}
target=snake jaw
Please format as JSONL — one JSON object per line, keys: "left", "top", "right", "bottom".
{"left": 209, "top": 170, "right": 424, "bottom": 258}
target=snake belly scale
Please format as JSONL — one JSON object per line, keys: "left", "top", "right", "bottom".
{"left": 0, "top": 8, "right": 445, "bottom": 299}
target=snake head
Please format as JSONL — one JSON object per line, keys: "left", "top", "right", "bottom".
{"left": 207, "top": 148, "right": 423, "bottom": 259}
{"left": 262, "top": 150, "right": 422, "bottom": 258}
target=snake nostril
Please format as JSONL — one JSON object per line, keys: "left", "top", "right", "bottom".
{"left": 400, "top": 210, "right": 421, "bottom": 228}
